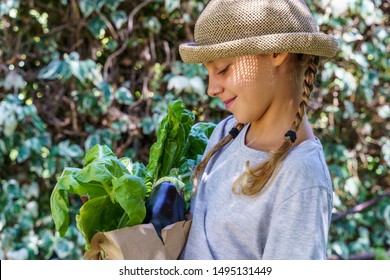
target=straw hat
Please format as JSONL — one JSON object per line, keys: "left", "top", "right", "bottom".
{"left": 179, "top": 0, "right": 339, "bottom": 63}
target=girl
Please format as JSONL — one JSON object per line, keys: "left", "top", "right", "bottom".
{"left": 179, "top": 0, "right": 338, "bottom": 259}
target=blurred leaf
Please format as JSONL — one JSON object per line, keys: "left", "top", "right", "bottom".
{"left": 6, "top": 248, "right": 29, "bottom": 260}
{"left": 140, "top": 116, "right": 154, "bottom": 135}
{"left": 105, "top": 0, "right": 124, "bottom": 11}
{"left": 384, "top": 205, "right": 390, "bottom": 227}
{"left": 165, "top": 0, "right": 180, "bottom": 13}
{"left": 4, "top": 71, "right": 25, "bottom": 91}
{"left": 331, "top": 241, "right": 350, "bottom": 259}
{"left": 167, "top": 75, "right": 190, "bottom": 93}
{"left": 143, "top": 16, "right": 161, "bottom": 34}
{"left": 78, "top": 0, "right": 96, "bottom": 17}
{"left": 110, "top": 10, "right": 127, "bottom": 29}
{"left": 115, "top": 87, "right": 133, "bottom": 105}
{"left": 87, "top": 16, "right": 106, "bottom": 38}
{"left": 38, "top": 60, "right": 71, "bottom": 80}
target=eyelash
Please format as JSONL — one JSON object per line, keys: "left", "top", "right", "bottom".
{"left": 218, "top": 65, "right": 230, "bottom": 75}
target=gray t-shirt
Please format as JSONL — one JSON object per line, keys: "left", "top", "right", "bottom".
{"left": 182, "top": 115, "right": 333, "bottom": 260}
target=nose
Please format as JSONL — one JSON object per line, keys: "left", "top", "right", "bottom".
{"left": 207, "top": 77, "right": 223, "bottom": 97}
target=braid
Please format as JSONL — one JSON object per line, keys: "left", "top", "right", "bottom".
{"left": 233, "top": 55, "right": 320, "bottom": 196}
{"left": 192, "top": 122, "right": 245, "bottom": 195}
{"left": 291, "top": 55, "right": 319, "bottom": 131}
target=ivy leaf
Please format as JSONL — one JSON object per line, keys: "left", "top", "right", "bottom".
{"left": 16, "top": 143, "right": 31, "bottom": 163}
{"left": 38, "top": 60, "right": 71, "bottom": 81}
{"left": 144, "top": 16, "right": 162, "bottom": 34}
{"left": 79, "top": 0, "right": 96, "bottom": 17}
{"left": 115, "top": 87, "right": 133, "bottom": 105}
{"left": 87, "top": 16, "right": 106, "bottom": 38}
{"left": 4, "top": 71, "right": 25, "bottom": 91}
{"left": 165, "top": 0, "right": 180, "bottom": 13}
{"left": 105, "top": 0, "right": 124, "bottom": 11}
{"left": 110, "top": 10, "right": 127, "bottom": 29}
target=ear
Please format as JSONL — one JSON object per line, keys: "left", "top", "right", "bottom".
{"left": 271, "top": 53, "right": 289, "bottom": 67}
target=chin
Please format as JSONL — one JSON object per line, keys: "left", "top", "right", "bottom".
{"left": 232, "top": 113, "right": 250, "bottom": 125}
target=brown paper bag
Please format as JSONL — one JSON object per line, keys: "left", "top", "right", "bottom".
{"left": 84, "top": 220, "right": 191, "bottom": 260}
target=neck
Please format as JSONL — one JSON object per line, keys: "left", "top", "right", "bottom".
{"left": 245, "top": 88, "right": 314, "bottom": 152}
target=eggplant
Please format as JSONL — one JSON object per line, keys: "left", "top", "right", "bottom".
{"left": 143, "top": 181, "right": 186, "bottom": 240}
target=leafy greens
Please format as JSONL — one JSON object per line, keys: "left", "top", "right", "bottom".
{"left": 50, "top": 99, "right": 215, "bottom": 251}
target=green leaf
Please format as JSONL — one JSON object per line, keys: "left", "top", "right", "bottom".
{"left": 140, "top": 116, "right": 154, "bottom": 135}
{"left": 16, "top": 143, "right": 31, "bottom": 163}
{"left": 87, "top": 16, "right": 106, "bottom": 38}
{"left": 111, "top": 174, "right": 147, "bottom": 227}
{"left": 165, "top": 0, "right": 180, "bottom": 13}
{"left": 50, "top": 181, "right": 70, "bottom": 237}
{"left": 58, "top": 140, "right": 83, "bottom": 159}
{"left": 143, "top": 16, "right": 162, "bottom": 34}
{"left": 38, "top": 60, "right": 71, "bottom": 80}
{"left": 110, "top": 10, "right": 127, "bottom": 29}
{"left": 97, "top": 81, "right": 113, "bottom": 110}
{"left": 105, "top": 0, "right": 124, "bottom": 11}
{"left": 4, "top": 71, "right": 25, "bottom": 91}
{"left": 186, "top": 122, "right": 216, "bottom": 160}
{"left": 50, "top": 167, "right": 83, "bottom": 236}
{"left": 83, "top": 144, "right": 116, "bottom": 167}
{"left": 331, "top": 241, "right": 350, "bottom": 260}
{"left": 84, "top": 134, "right": 100, "bottom": 151}
{"left": 114, "top": 87, "right": 133, "bottom": 105}
{"left": 120, "top": 158, "right": 146, "bottom": 178}
{"left": 74, "top": 157, "right": 128, "bottom": 201}
{"left": 144, "top": 100, "right": 195, "bottom": 191}
{"left": 79, "top": 0, "right": 96, "bottom": 17}
{"left": 76, "top": 195, "right": 124, "bottom": 250}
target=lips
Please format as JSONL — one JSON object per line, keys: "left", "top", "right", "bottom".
{"left": 223, "top": 97, "right": 236, "bottom": 109}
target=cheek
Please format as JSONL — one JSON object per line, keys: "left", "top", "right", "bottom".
{"left": 232, "top": 57, "right": 275, "bottom": 90}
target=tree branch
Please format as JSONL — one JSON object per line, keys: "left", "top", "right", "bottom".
{"left": 328, "top": 249, "right": 390, "bottom": 260}
{"left": 331, "top": 190, "right": 390, "bottom": 222}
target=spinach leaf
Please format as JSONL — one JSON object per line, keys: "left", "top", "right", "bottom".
{"left": 144, "top": 100, "right": 195, "bottom": 191}
{"left": 83, "top": 144, "right": 117, "bottom": 166}
{"left": 187, "top": 122, "right": 216, "bottom": 160}
{"left": 73, "top": 157, "right": 129, "bottom": 202}
{"left": 112, "top": 174, "right": 147, "bottom": 227}
{"left": 76, "top": 195, "right": 124, "bottom": 250}
{"left": 50, "top": 167, "right": 84, "bottom": 237}
{"left": 120, "top": 157, "right": 146, "bottom": 177}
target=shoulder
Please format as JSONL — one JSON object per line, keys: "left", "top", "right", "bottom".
{"left": 275, "top": 138, "right": 333, "bottom": 196}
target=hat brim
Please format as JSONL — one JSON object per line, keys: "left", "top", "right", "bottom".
{"left": 179, "top": 33, "right": 339, "bottom": 64}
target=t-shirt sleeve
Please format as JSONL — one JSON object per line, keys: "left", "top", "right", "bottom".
{"left": 262, "top": 186, "right": 333, "bottom": 260}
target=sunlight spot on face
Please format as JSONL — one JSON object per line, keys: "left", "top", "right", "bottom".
{"left": 232, "top": 56, "right": 257, "bottom": 86}
{"left": 231, "top": 55, "right": 275, "bottom": 89}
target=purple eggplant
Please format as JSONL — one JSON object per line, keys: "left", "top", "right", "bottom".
{"left": 143, "top": 181, "right": 186, "bottom": 240}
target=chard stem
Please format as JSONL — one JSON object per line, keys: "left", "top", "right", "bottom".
{"left": 117, "top": 212, "right": 129, "bottom": 229}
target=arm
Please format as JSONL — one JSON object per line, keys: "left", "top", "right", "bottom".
{"left": 262, "top": 186, "right": 333, "bottom": 260}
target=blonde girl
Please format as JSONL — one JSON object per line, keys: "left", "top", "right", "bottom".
{"left": 179, "top": 0, "right": 338, "bottom": 259}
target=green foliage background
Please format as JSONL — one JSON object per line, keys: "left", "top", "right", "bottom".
{"left": 0, "top": 0, "right": 389, "bottom": 260}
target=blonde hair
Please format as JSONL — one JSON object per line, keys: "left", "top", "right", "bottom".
{"left": 193, "top": 54, "right": 320, "bottom": 196}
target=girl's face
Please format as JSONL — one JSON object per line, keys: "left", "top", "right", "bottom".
{"left": 204, "top": 55, "right": 279, "bottom": 124}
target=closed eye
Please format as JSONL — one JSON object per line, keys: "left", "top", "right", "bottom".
{"left": 217, "top": 65, "right": 230, "bottom": 75}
